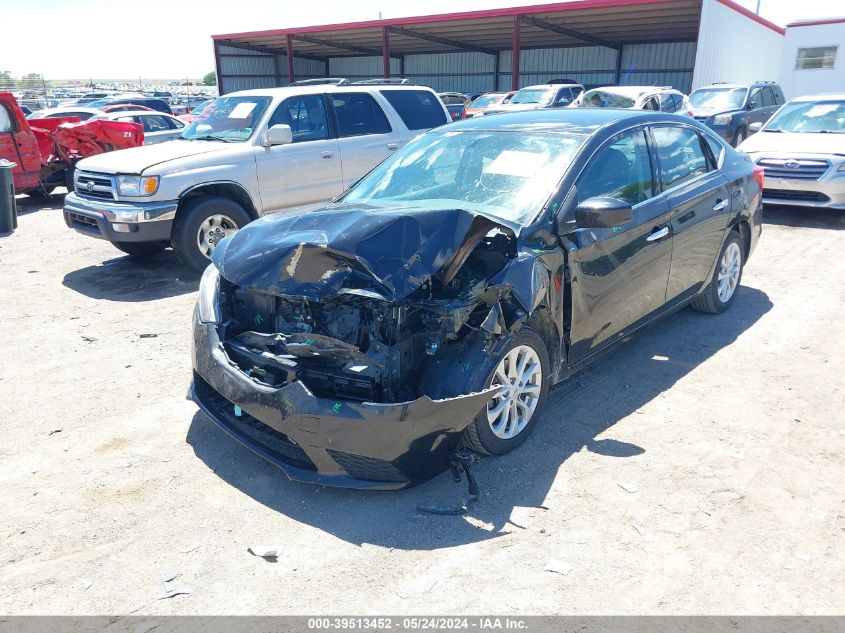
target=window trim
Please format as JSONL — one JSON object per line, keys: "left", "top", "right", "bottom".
{"left": 794, "top": 45, "right": 838, "bottom": 70}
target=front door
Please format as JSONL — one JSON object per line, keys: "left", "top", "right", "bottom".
{"left": 0, "top": 100, "right": 40, "bottom": 191}
{"left": 254, "top": 94, "right": 342, "bottom": 213}
{"left": 650, "top": 125, "right": 732, "bottom": 302}
{"left": 566, "top": 127, "right": 674, "bottom": 363}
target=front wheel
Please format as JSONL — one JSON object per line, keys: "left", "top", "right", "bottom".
{"left": 732, "top": 127, "right": 746, "bottom": 147}
{"left": 691, "top": 231, "right": 744, "bottom": 314}
{"left": 172, "top": 196, "right": 251, "bottom": 273}
{"left": 463, "top": 329, "right": 550, "bottom": 455}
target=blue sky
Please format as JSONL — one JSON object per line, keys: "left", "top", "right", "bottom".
{"left": 0, "top": 0, "right": 841, "bottom": 79}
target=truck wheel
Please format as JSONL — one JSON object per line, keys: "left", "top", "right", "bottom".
{"left": 112, "top": 241, "right": 166, "bottom": 259}
{"left": 172, "top": 196, "right": 251, "bottom": 273}
{"left": 732, "top": 127, "right": 746, "bottom": 147}
{"left": 27, "top": 186, "right": 56, "bottom": 199}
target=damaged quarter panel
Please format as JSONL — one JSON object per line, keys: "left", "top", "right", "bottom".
{"left": 191, "top": 109, "right": 761, "bottom": 489}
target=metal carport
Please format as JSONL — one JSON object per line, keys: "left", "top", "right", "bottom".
{"left": 211, "top": 0, "right": 784, "bottom": 95}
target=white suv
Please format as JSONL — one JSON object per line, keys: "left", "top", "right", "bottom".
{"left": 573, "top": 86, "right": 692, "bottom": 116}
{"left": 63, "top": 85, "right": 450, "bottom": 271}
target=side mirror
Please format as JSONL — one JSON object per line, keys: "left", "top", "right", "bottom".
{"left": 575, "top": 196, "right": 633, "bottom": 229}
{"left": 262, "top": 124, "right": 292, "bottom": 147}
{"left": 749, "top": 121, "right": 763, "bottom": 133}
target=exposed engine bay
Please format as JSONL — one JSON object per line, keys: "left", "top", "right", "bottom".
{"left": 217, "top": 226, "right": 520, "bottom": 403}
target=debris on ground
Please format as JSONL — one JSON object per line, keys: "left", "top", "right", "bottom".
{"left": 618, "top": 482, "right": 639, "bottom": 493}
{"left": 48, "top": 429, "right": 62, "bottom": 436}
{"left": 179, "top": 543, "right": 200, "bottom": 554}
{"left": 139, "top": 333, "right": 158, "bottom": 339}
{"left": 156, "top": 572, "right": 193, "bottom": 600}
{"left": 248, "top": 545, "right": 281, "bottom": 560}
{"left": 417, "top": 450, "right": 481, "bottom": 516}
{"left": 544, "top": 559, "right": 573, "bottom": 576}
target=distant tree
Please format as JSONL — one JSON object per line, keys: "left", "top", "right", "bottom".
{"left": 0, "top": 71, "right": 11, "bottom": 88}
{"left": 23, "top": 72, "right": 43, "bottom": 80}
{"left": 203, "top": 71, "right": 216, "bottom": 86}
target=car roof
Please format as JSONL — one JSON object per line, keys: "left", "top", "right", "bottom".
{"left": 228, "top": 84, "right": 433, "bottom": 98}
{"left": 444, "top": 108, "right": 682, "bottom": 134}
{"left": 584, "top": 85, "right": 674, "bottom": 97}
{"left": 34, "top": 106, "right": 102, "bottom": 115}
{"left": 790, "top": 93, "right": 845, "bottom": 102}
{"left": 100, "top": 110, "right": 175, "bottom": 118}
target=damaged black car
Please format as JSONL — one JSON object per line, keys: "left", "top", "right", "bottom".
{"left": 190, "top": 109, "right": 762, "bottom": 490}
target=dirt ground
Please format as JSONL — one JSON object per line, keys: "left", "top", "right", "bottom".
{"left": 0, "top": 192, "right": 843, "bottom": 615}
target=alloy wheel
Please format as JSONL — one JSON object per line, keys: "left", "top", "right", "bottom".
{"left": 486, "top": 345, "right": 543, "bottom": 439}
{"left": 197, "top": 214, "right": 238, "bottom": 259}
{"left": 717, "top": 241, "right": 742, "bottom": 303}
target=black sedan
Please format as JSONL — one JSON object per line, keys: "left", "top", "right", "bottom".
{"left": 190, "top": 109, "right": 763, "bottom": 490}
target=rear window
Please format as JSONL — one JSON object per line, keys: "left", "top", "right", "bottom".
{"left": 379, "top": 89, "right": 448, "bottom": 130}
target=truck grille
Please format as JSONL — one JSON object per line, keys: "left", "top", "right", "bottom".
{"left": 75, "top": 171, "right": 115, "bottom": 200}
{"left": 763, "top": 189, "right": 830, "bottom": 203}
{"left": 757, "top": 158, "right": 830, "bottom": 181}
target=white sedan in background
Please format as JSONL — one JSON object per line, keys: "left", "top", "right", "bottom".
{"left": 739, "top": 94, "right": 845, "bottom": 210}
{"left": 573, "top": 85, "right": 693, "bottom": 116}
{"left": 26, "top": 106, "right": 102, "bottom": 121}
{"left": 91, "top": 110, "right": 185, "bottom": 144}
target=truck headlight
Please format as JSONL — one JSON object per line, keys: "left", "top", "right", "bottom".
{"left": 197, "top": 265, "right": 220, "bottom": 324}
{"left": 713, "top": 114, "right": 732, "bottom": 126}
{"left": 116, "top": 175, "right": 159, "bottom": 196}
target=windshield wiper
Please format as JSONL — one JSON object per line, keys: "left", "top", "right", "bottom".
{"left": 763, "top": 129, "right": 783, "bottom": 133}
{"left": 184, "top": 134, "right": 234, "bottom": 143}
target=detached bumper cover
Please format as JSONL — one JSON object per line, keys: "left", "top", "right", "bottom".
{"left": 63, "top": 192, "right": 176, "bottom": 242}
{"left": 190, "top": 316, "right": 496, "bottom": 490}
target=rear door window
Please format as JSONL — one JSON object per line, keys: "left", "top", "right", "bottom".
{"left": 651, "top": 125, "right": 710, "bottom": 189}
{"left": 0, "top": 104, "right": 13, "bottom": 132}
{"left": 761, "top": 87, "right": 775, "bottom": 107}
{"left": 141, "top": 115, "right": 170, "bottom": 132}
{"left": 379, "top": 89, "right": 448, "bottom": 130}
{"left": 332, "top": 92, "right": 391, "bottom": 137}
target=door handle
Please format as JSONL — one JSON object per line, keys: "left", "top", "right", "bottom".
{"left": 713, "top": 199, "right": 729, "bottom": 211}
{"left": 387, "top": 143, "right": 399, "bottom": 150}
{"left": 321, "top": 151, "right": 334, "bottom": 159}
{"left": 646, "top": 226, "right": 670, "bottom": 242}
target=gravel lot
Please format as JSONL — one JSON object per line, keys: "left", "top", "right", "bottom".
{"left": 1, "top": 193, "right": 843, "bottom": 615}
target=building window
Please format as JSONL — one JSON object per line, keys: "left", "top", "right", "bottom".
{"left": 795, "top": 46, "right": 838, "bottom": 70}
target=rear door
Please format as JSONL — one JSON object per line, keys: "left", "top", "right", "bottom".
{"left": 254, "top": 93, "right": 342, "bottom": 212}
{"left": 566, "top": 127, "right": 674, "bottom": 363}
{"left": 330, "top": 91, "right": 401, "bottom": 188}
{"left": 650, "top": 124, "right": 731, "bottom": 303}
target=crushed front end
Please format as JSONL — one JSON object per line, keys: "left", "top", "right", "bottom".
{"left": 190, "top": 206, "right": 527, "bottom": 489}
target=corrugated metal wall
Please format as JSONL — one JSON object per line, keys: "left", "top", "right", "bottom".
{"left": 619, "top": 42, "right": 696, "bottom": 93}
{"left": 218, "top": 40, "right": 697, "bottom": 95}
{"left": 692, "top": 0, "right": 783, "bottom": 90}
{"left": 218, "top": 44, "right": 326, "bottom": 93}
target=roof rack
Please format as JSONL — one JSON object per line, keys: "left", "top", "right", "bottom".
{"left": 349, "top": 78, "right": 414, "bottom": 85}
{"left": 288, "top": 78, "right": 349, "bottom": 87}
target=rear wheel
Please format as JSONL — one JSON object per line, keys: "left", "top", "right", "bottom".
{"left": 112, "top": 241, "right": 166, "bottom": 259}
{"left": 462, "top": 329, "right": 550, "bottom": 455}
{"left": 691, "top": 231, "right": 744, "bottom": 314}
{"left": 172, "top": 196, "right": 251, "bottom": 272}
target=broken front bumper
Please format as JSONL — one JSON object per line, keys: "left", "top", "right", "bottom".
{"left": 190, "top": 314, "right": 495, "bottom": 490}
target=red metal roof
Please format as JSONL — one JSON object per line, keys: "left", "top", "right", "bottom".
{"left": 786, "top": 17, "right": 845, "bottom": 29}
{"left": 212, "top": 0, "right": 783, "bottom": 59}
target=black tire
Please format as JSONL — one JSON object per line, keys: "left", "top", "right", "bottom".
{"left": 112, "top": 241, "right": 166, "bottom": 258}
{"left": 64, "top": 167, "right": 75, "bottom": 192}
{"left": 462, "top": 328, "right": 551, "bottom": 456}
{"left": 732, "top": 127, "right": 746, "bottom": 148}
{"left": 691, "top": 230, "right": 745, "bottom": 314}
{"left": 26, "top": 186, "right": 56, "bottom": 199}
{"left": 172, "top": 196, "right": 251, "bottom": 273}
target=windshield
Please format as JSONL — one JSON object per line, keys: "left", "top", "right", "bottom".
{"left": 342, "top": 130, "right": 584, "bottom": 225}
{"left": 689, "top": 87, "right": 746, "bottom": 110}
{"left": 180, "top": 95, "right": 272, "bottom": 142}
{"left": 577, "top": 89, "right": 636, "bottom": 109}
{"left": 509, "top": 88, "right": 554, "bottom": 105}
{"left": 765, "top": 100, "right": 845, "bottom": 133}
{"left": 469, "top": 94, "right": 503, "bottom": 108}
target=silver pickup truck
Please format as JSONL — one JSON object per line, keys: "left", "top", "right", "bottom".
{"left": 64, "top": 84, "right": 450, "bottom": 271}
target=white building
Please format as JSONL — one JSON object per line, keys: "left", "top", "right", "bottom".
{"left": 778, "top": 17, "right": 845, "bottom": 100}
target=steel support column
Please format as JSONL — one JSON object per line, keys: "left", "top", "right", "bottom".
{"left": 286, "top": 34, "right": 295, "bottom": 84}
{"left": 511, "top": 15, "right": 521, "bottom": 92}
{"left": 213, "top": 40, "right": 223, "bottom": 95}
{"left": 382, "top": 27, "right": 391, "bottom": 78}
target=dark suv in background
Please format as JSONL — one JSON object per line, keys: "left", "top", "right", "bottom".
{"left": 689, "top": 81, "right": 785, "bottom": 147}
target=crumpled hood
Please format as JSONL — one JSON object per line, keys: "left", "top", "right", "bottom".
{"left": 75, "top": 138, "right": 228, "bottom": 175}
{"left": 213, "top": 204, "right": 513, "bottom": 302}
{"left": 739, "top": 130, "right": 845, "bottom": 156}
